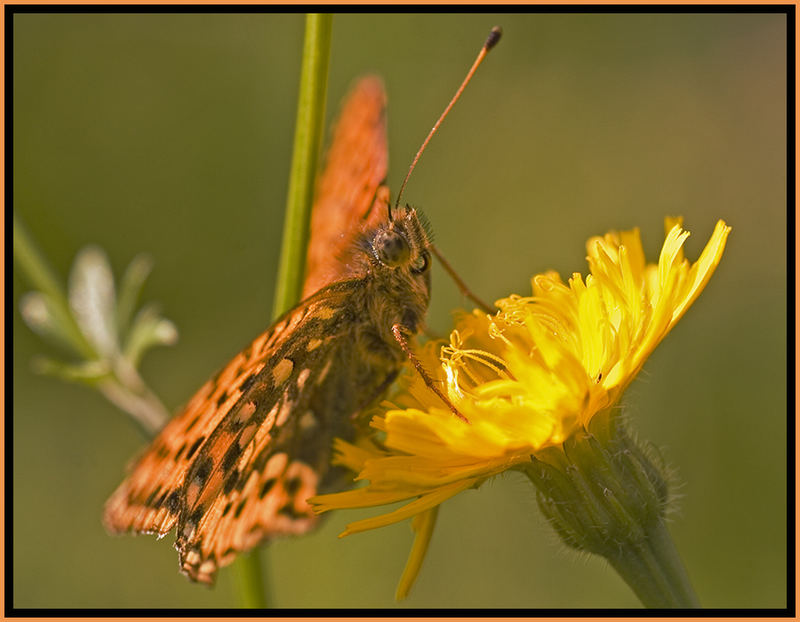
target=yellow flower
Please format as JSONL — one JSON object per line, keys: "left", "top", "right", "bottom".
{"left": 311, "top": 218, "right": 730, "bottom": 599}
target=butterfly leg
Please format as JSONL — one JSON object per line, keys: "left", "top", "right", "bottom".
{"left": 391, "top": 324, "right": 469, "bottom": 424}
{"left": 430, "top": 244, "right": 493, "bottom": 314}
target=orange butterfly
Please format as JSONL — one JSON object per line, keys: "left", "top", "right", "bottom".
{"left": 104, "top": 77, "right": 433, "bottom": 584}
{"left": 104, "top": 28, "right": 501, "bottom": 585}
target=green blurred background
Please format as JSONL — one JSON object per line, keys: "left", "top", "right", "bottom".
{"left": 12, "top": 12, "right": 786, "bottom": 609}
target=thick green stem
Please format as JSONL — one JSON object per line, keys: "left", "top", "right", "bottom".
{"left": 606, "top": 518, "right": 700, "bottom": 608}
{"left": 234, "top": 549, "right": 271, "bottom": 609}
{"left": 234, "top": 13, "right": 332, "bottom": 608}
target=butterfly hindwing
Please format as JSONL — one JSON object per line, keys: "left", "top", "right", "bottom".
{"left": 104, "top": 280, "right": 400, "bottom": 583}
{"left": 103, "top": 299, "right": 313, "bottom": 537}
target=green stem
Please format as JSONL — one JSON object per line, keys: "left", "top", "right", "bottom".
{"left": 97, "top": 368, "right": 169, "bottom": 437}
{"left": 607, "top": 518, "right": 700, "bottom": 608}
{"left": 234, "top": 13, "right": 332, "bottom": 608}
{"left": 13, "top": 212, "right": 96, "bottom": 360}
{"left": 272, "top": 13, "right": 333, "bottom": 318}
{"left": 234, "top": 549, "right": 271, "bottom": 609}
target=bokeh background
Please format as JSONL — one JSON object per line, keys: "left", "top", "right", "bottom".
{"left": 12, "top": 12, "right": 787, "bottom": 609}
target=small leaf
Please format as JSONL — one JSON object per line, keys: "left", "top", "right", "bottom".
{"left": 20, "top": 291, "right": 59, "bottom": 337}
{"left": 116, "top": 254, "right": 153, "bottom": 340}
{"left": 68, "top": 246, "right": 119, "bottom": 358}
{"left": 123, "top": 303, "right": 178, "bottom": 367}
{"left": 20, "top": 291, "right": 87, "bottom": 356}
{"left": 31, "top": 356, "right": 111, "bottom": 385}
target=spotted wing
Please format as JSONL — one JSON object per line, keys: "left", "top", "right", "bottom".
{"left": 303, "top": 76, "right": 390, "bottom": 298}
{"left": 104, "top": 281, "right": 383, "bottom": 583}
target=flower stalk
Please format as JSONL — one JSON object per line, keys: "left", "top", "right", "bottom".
{"left": 272, "top": 13, "right": 332, "bottom": 319}
{"left": 234, "top": 12, "right": 333, "bottom": 608}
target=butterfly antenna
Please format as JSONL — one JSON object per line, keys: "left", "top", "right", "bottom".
{"left": 392, "top": 26, "right": 502, "bottom": 215}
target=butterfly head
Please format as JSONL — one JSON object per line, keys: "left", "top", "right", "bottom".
{"left": 370, "top": 206, "right": 431, "bottom": 278}
{"left": 353, "top": 205, "right": 433, "bottom": 335}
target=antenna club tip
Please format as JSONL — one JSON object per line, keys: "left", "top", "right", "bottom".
{"left": 486, "top": 26, "right": 503, "bottom": 50}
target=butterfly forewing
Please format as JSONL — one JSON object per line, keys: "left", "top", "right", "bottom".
{"left": 304, "top": 76, "right": 390, "bottom": 297}
{"left": 104, "top": 300, "right": 310, "bottom": 536}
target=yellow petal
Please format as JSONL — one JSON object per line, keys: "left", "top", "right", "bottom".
{"left": 340, "top": 479, "right": 476, "bottom": 536}
{"left": 396, "top": 506, "right": 439, "bottom": 600}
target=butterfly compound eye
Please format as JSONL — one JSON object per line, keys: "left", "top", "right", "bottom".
{"left": 373, "top": 230, "right": 411, "bottom": 267}
{"left": 410, "top": 251, "right": 430, "bottom": 274}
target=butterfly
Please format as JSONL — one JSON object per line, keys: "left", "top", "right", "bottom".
{"left": 104, "top": 77, "right": 436, "bottom": 584}
{"left": 103, "top": 27, "right": 501, "bottom": 584}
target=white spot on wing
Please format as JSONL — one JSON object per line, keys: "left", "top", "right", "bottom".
{"left": 299, "top": 411, "right": 317, "bottom": 431}
{"left": 276, "top": 388, "right": 293, "bottom": 427}
{"left": 316, "top": 359, "right": 333, "bottom": 385}
{"left": 296, "top": 368, "right": 311, "bottom": 391}
{"left": 307, "top": 338, "right": 323, "bottom": 351}
{"left": 199, "top": 560, "right": 216, "bottom": 575}
{"left": 272, "top": 358, "right": 294, "bottom": 386}
{"left": 315, "top": 305, "right": 337, "bottom": 320}
{"left": 263, "top": 401, "right": 280, "bottom": 429}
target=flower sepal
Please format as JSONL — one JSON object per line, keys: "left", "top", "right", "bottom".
{"left": 519, "top": 412, "right": 698, "bottom": 608}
